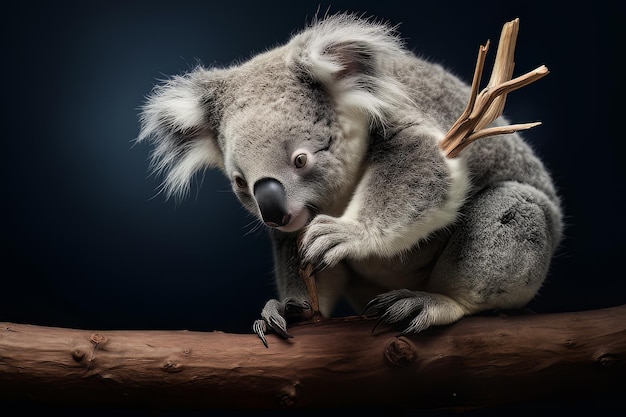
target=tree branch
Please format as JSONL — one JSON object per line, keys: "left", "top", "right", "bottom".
{"left": 440, "top": 18, "right": 549, "bottom": 158}
{"left": 1, "top": 305, "right": 625, "bottom": 411}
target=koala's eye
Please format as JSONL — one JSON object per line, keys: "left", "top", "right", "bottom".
{"left": 291, "top": 149, "right": 314, "bottom": 172}
{"left": 293, "top": 153, "right": 308, "bottom": 168}
{"left": 234, "top": 174, "right": 247, "bottom": 189}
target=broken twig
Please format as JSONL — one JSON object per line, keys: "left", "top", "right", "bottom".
{"left": 440, "top": 18, "right": 549, "bottom": 158}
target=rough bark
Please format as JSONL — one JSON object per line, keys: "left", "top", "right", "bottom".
{"left": 1, "top": 305, "right": 625, "bottom": 411}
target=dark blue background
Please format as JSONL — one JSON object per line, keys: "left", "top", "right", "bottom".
{"left": 2, "top": 2, "right": 624, "bottom": 412}
{"left": 3, "top": 0, "right": 623, "bottom": 330}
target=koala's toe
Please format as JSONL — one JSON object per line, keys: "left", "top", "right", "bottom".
{"left": 252, "top": 319, "right": 269, "bottom": 348}
{"left": 362, "top": 289, "right": 416, "bottom": 316}
{"left": 284, "top": 298, "right": 313, "bottom": 320}
{"left": 365, "top": 290, "right": 466, "bottom": 335}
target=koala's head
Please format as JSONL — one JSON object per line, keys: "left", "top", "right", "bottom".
{"left": 138, "top": 13, "right": 411, "bottom": 232}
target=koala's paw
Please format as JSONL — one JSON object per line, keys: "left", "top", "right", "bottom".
{"left": 300, "top": 215, "right": 364, "bottom": 275}
{"left": 362, "top": 289, "right": 466, "bottom": 335}
{"left": 252, "top": 298, "right": 312, "bottom": 348}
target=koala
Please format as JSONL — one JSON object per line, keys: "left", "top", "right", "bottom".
{"left": 138, "top": 13, "right": 563, "bottom": 347}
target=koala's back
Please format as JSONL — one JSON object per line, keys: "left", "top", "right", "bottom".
{"left": 387, "top": 53, "right": 558, "bottom": 205}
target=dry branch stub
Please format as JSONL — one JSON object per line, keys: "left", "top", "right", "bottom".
{"left": 440, "top": 18, "right": 549, "bottom": 158}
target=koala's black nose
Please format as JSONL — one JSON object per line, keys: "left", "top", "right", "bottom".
{"left": 253, "top": 178, "right": 291, "bottom": 228}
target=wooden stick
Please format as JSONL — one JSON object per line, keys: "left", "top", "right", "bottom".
{"left": 297, "top": 231, "right": 322, "bottom": 319}
{"left": 440, "top": 18, "right": 549, "bottom": 158}
{"left": 299, "top": 262, "right": 321, "bottom": 318}
{"left": 442, "top": 41, "right": 491, "bottom": 156}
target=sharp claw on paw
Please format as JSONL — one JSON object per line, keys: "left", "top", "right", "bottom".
{"left": 268, "top": 316, "right": 293, "bottom": 339}
{"left": 309, "top": 261, "right": 328, "bottom": 277}
{"left": 362, "top": 289, "right": 426, "bottom": 335}
{"left": 362, "top": 299, "right": 381, "bottom": 317}
{"left": 371, "top": 315, "right": 386, "bottom": 334}
{"left": 362, "top": 289, "right": 415, "bottom": 316}
{"left": 252, "top": 319, "right": 269, "bottom": 348}
{"left": 253, "top": 297, "right": 313, "bottom": 347}
{"left": 362, "top": 289, "right": 466, "bottom": 336}
{"left": 284, "top": 298, "right": 310, "bottom": 312}
{"left": 252, "top": 317, "right": 292, "bottom": 348}
{"left": 299, "top": 260, "right": 328, "bottom": 278}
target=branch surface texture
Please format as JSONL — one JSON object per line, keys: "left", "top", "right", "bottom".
{"left": 1, "top": 305, "right": 625, "bottom": 410}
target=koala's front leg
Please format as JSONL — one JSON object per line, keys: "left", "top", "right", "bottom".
{"left": 253, "top": 230, "right": 314, "bottom": 347}
{"left": 301, "top": 124, "right": 467, "bottom": 273}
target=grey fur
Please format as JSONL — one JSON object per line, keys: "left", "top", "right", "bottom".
{"left": 138, "top": 13, "right": 563, "bottom": 346}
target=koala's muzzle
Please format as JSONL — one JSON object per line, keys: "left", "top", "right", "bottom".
{"left": 254, "top": 178, "right": 291, "bottom": 228}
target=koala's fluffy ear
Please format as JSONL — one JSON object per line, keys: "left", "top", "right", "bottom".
{"left": 291, "top": 14, "right": 413, "bottom": 125}
{"left": 137, "top": 67, "right": 225, "bottom": 199}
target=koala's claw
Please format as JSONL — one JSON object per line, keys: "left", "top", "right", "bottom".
{"left": 252, "top": 319, "right": 270, "bottom": 348}
{"left": 362, "top": 289, "right": 416, "bottom": 316}
{"left": 362, "top": 289, "right": 417, "bottom": 333}
{"left": 253, "top": 298, "right": 312, "bottom": 348}
{"left": 362, "top": 289, "right": 464, "bottom": 335}
{"left": 252, "top": 318, "right": 291, "bottom": 348}
{"left": 304, "top": 260, "right": 329, "bottom": 278}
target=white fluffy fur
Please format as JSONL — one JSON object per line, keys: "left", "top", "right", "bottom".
{"left": 288, "top": 14, "right": 415, "bottom": 127}
{"left": 138, "top": 70, "right": 223, "bottom": 199}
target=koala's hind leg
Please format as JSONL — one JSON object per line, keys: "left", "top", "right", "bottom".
{"left": 428, "top": 181, "right": 562, "bottom": 314}
{"left": 365, "top": 181, "right": 562, "bottom": 334}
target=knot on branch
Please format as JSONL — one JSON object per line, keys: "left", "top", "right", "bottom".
{"left": 87, "top": 333, "right": 109, "bottom": 371}
{"left": 384, "top": 337, "right": 417, "bottom": 367}
{"left": 162, "top": 359, "right": 184, "bottom": 373}
{"left": 279, "top": 381, "right": 300, "bottom": 408}
{"left": 90, "top": 333, "right": 108, "bottom": 347}
{"left": 594, "top": 351, "right": 620, "bottom": 368}
{"left": 71, "top": 349, "right": 85, "bottom": 362}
